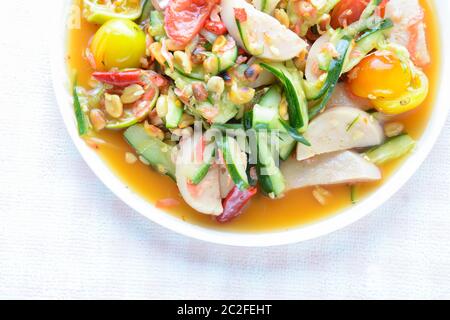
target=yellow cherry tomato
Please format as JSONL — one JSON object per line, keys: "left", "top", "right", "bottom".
{"left": 90, "top": 19, "right": 146, "bottom": 71}
{"left": 372, "top": 69, "right": 429, "bottom": 115}
{"left": 348, "top": 51, "right": 412, "bottom": 100}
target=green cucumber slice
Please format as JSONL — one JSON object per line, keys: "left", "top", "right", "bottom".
{"left": 124, "top": 124, "right": 175, "bottom": 179}
{"left": 256, "top": 132, "right": 286, "bottom": 197}
{"left": 260, "top": 0, "right": 281, "bottom": 13}
{"left": 236, "top": 16, "right": 264, "bottom": 56}
{"left": 279, "top": 119, "right": 310, "bottom": 146}
{"left": 278, "top": 132, "right": 296, "bottom": 161}
{"left": 137, "top": 0, "right": 153, "bottom": 24}
{"left": 197, "top": 94, "right": 239, "bottom": 124}
{"left": 243, "top": 110, "right": 253, "bottom": 131}
{"left": 259, "top": 85, "right": 282, "bottom": 108}
{"left": 252, "top": 85, "right": 281, "bottom": 129}
{"left": 308, "top": 36, "right": 352, "bottom": 119}
{"left": 173, "top": 63, "right": 205, "bottom": 81}
{"left": 252, "top": 86, "right": 305, "bottom": 159}
{"left": 364, "top": 134, "right": 416, "bottom": 165}
{"left": 219, "top": 135, "right": 249, "bottom": 191}
{"left": 165, "top": 92, "right": 183, "bottom": 128}
{"left": 203, "top": 53, "right": 221, "bottom": 75}
{"left": 149, "top": 10, "right": 165, "bottom": 40}
{"left": 260, "top": 62, "right": 309, "bottom": 132}
{"left": 73, "top": 82, "right": 90, "bottom": 136}
{"left": 217, "top": 36, "right": 239, "bottom": 72}
{"left": 343, "top": 19, "right": 394, "bottom": 73}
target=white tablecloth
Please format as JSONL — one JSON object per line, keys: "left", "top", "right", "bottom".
{"left": 1, "top": 1, "right": 449, "bottom": 300}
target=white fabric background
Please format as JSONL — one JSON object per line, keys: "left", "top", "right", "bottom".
{"left": 0, "top": 1, "right": 449, "bottom": 300}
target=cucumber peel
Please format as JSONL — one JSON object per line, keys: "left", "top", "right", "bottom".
{"left": 364, "top": 134, "right": 416, "bottom": 165}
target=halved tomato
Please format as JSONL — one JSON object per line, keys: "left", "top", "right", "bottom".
{"left": 164, "top": 0, "right": 218, "bottom": 46}
{"left": 331, "top": 0, "right": 389, "bottom": 29}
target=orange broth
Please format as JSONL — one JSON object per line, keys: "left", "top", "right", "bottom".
{"left": 66, "top": 0, "right": 440, "bottom": 232}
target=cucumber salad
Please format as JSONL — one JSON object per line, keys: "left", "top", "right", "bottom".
{"left": 72, "top": 0, "right": 431, "bottom": 223}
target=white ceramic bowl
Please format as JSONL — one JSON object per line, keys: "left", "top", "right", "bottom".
{"left": 52, "top": 0, "right": 450, "bottom": 246}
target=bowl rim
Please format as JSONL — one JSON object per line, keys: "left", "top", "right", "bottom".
{"left": 52, "top": 0, "right": 450, "bottom": 247}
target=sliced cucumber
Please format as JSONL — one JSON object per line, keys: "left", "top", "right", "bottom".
{"left": 165, "top": 91, "right": 183, "bottom": 128}
{"left": 149, "top": 10, "right": 165, "bottom": 40}
{"left": 302, "top": 30, "right": 346, "bottom": 101}
{"left": 215, "top": 35, "right": 239, "bottom": 72}
{"left": 164, "top": 68, "right": 197, "bottom": 91}
{"left": 252, "top": 86, "right": 282, "bottom": 129}
{"left": 236, "top": 16, "right": 264, "bottom": 56}
{"left": 73, "top": 83, "right": 90, "bottom": 136}
{"left": 203, "top": 52, "right": 221, "bottom": 76}
{"left": 345, "top": 0, "right": 385, "bottom": 37}
{"left": 179, "top": 38, "right": 236, "bottom": 79}
{"left": 243, "top": 110, "right": 253, "bottom": 130}
{"left": 196, "top": 95, "right": 239, "bottom": 124}
{"left": 260, "top": 62, "right": 308, "bottom": 132}
{"left": 308, "top": 36, "right": 352, "bottom": 119}
{"left": 137, "top": 0, "right": 153, "bottom": 24}
{"left": 259, "top": 0, "right": 281, "bottom": 14}
{"left": 364, "top": 134, "right": 416, "bottom": 165}
{"left": 356, "top": 18, "right": 394, "bottom": 42}
{"left": 343, "top": 19, "right": 394, "bottom": 73}
{"left": 278, "top": 132, "right": 296, "bottom": 161}
{"left": 257, "top": 132, "right": 286, "bottom": 197}
{"left": 219, "top": 135, "right": 249, "bottom": 191}
{"left": 259, "top": 85, "right": 282, "bottom": 109}
{"left": 124, "top": 124, "right": 175, "bottom": 179}
{"left": 279, "top": 119, "right": 310, "bottom": 147}
{"left": 173, "top": 63, "right": 205, "bottom": 81}
{"left": 252, "top": 86, "right": 304, "bottom": 159}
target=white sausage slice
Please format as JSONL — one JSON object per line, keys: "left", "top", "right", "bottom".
{"left": 282, "top": 151, "right": 382, "bottom": 190}
{"left": 176, "top": 136, "right": 223, "bottom": 215}
{"left": 297, "top": 107, "right": 384, "bottom": 161}
{"left": 221, "top": 0, "right": 307, "bottom": 61}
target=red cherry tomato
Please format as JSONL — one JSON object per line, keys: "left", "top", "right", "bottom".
{"left": 331, "top": 0, "right": 368, "bottom": 29}
{"left": 331, "top": 0, "right": 390, "bottom": 29}
{"left": 204, "top": 19, "right": 227, "bottom": 35}
{"left": 164, "top": 0, "right": 218, "bottom": 46}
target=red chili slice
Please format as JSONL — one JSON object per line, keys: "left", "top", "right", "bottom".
{"left": 92, "top": 70, "right": 143, "bottom": 87}
{"left": 216, "top": 186, "right": 258, "bottom": 223}
{"left": 164, "top": 0, "right": 218, "bottom": 46}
